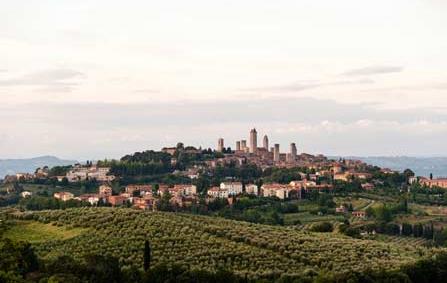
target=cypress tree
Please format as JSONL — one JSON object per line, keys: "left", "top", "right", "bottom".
{"left": 144, "top": 240, "right": 151, "bottom": 272}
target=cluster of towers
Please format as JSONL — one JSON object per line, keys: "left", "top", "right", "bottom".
{"left": 217, "top": 128, "right": 298, "bottom": 162}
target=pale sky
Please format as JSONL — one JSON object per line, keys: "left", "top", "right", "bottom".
{"left": 1, "top": 0, "right": 447, "bottom": 159}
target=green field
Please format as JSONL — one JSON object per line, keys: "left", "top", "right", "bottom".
{"left": 3, "top": 220, "right": 87, "bottom": 243}
{"left": 283, "top": 212, "right": 344, "bottom": 225}
{"left": 334, "top": 197, "right": 373, "bottom": 210}
{"left": 4, "top": 207, "right": 436, "bottom": 279}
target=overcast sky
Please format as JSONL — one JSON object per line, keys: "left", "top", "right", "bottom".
{"left": 1, "top": 0, "right": 447, "bottom": 160}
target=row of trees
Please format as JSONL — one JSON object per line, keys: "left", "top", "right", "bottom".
{"left": 4, "top": 236, "right": 447, "bottom": 283}
{"left": 5, "top": 207, "right": 447, "bottom": 282}
{"left": 0, "top": 236, "right": 251, "bottom": 283}
{"left": 19, "top": 196, "right": 94, "bottom": 210}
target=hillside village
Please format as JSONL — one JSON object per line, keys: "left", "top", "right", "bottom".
{"left": 3, "top": 129, "right": 446, "bottom": 211}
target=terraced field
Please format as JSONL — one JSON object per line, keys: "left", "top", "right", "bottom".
{"left": 375, "top": 235, "right": 431, "bottom": 247}
{"left": 6, "top": 207, "right": 436, "bottom": 279}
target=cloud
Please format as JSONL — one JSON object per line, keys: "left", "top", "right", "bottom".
{"left": 132, "top": 89, "right": 160, "bottom": 94}
{"left": 1, "top": 97, "right": 447, "bottom": 159}
{"left": 6, "top": 96, "right": 447, "bottom": 128}
{"left": 342, "top": 66, "right": 403, "bottom": 76}
{"left": 243, "top": 79, "right": 374, "bottom": 93}
{"left": 0, "top": 69, "right": 85, "bottom": 91}
{"left": 432, "top": 83, "right": 447, "bottom": 90}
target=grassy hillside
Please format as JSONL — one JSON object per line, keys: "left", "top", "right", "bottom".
{"left": 3, "top": 221, "right": 87, "bottom": 243}
{"left": 6, "top": 207, "right": 435, "bottom": 279}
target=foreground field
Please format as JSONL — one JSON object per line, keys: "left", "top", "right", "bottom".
{"left": 6, "top": 207, "right": 436, "bottom": 279}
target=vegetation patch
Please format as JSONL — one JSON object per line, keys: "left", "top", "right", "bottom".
{"left": 3, "top": 220, "right": 87, "bottom": 243}
{"left": 6, "top": 207, "right": 435, "bottom": 278}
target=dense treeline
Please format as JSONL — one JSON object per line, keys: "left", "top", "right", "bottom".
{"left": 365, "top": 201, "right": 408, "bottom": 222}
{"left": 110, "top": 162, "right": 171, "bottom": 177}
{"left": 215, "top": 197, "right": 299, "bottom": 225}
{"left": 119, "top": 150, "right": 172, "bottom": 165}
{"left": 0, "top": 191, "right": 20, "bottom": 207}
{"left": 100, "top": 146, "right": 227, "bottom": 178}
{"left": 18, "top": 196, "right": 95, "bottom": 210}
{"left": 47, "top": 166, "right": 72, "bottom": 177}
{"left": 262, "top": 167, "right": 308, "bottom": 184}
{"left": 173, "top": 144, "right": 224, "bottom": 170}
{"left": 213, "top": 164, "right": 263, "bottom": 184}
{"left": 97, "top": 151, "right": 172, "bottom": 177}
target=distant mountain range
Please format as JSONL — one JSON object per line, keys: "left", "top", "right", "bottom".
{"left": 0, "top": 156, "right": 77, "bottom": 179}
{"left": 333, "top": 156, "right": 447, "bottom": 178}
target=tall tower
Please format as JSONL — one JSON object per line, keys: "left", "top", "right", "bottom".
{"left": 274, "top": 144, "right": 280, "bottom": 162}
{"left": 236, "top": 141, "right": 241, "bottom": 151}
{"left": 241, "top": 140, "right": 247, "bottom": 151}
{"left": 217, "top": 138, "right": 224, "bottom": 152}
{"left": 263, "top": 135, "right": 269, "bottom": 150}
{"left": 249, "top": 128, "right": 257, "bottom": 153}
{"left": 290, "top": 143, "right": 297, "bottom": 160}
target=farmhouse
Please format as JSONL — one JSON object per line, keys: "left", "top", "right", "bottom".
{"left": 54, "top": 192, "right": 74, "bottom": 201}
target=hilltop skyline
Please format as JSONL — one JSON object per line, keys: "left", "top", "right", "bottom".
{"left": 1, "top": 0, "right": 447, "bottom": 159}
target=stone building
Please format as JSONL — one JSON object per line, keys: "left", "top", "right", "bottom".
{"left": 249, "top": 128, "right": 257, "bottom": 153}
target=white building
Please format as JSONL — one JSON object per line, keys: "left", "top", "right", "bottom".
{"left": 99, "top": 185, "right": 113, "bottom": 198}
{"left": 207, "top": 187, "right": 229, "bottom": 198}
{"left": 408, "top": 176, "right": 418, "bottom": 184}
{"left": 66, "top": 165, "right": 115, "bottom": 183}
{"left": 173, "top": 184, "right": 197, "bottom": 196}
{"left": 76, "top": 194, "right": 100, "bottom": 205}
{"left": 20, "top": 191, "right": 32, "bottom": 198}
{"left": 220, "top": 182, "right": 243, "bottom": 196}
{"left": 87, "top": 195, "right": 100, "bottom": 205}
{"left": 54, "top": 192, "right": 74, "bottom": 201}
{"left": 245, "top": 184, "right": 259, "bottom": 195}
{"left": 66, "top": 167, "right": 89, "bottom": 182}
{"left": 125, "top": 184, "right": 153, "bottom": 195}
{"left": 261, "top": 183, "right": 294, "bottom": 200}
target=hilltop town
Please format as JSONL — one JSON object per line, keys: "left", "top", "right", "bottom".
{"left": 2, "top": 128, "right": 444, "bottom": 215}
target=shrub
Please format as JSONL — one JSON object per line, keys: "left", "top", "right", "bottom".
{"left": 309, "top": 222, "right": 334, "bottom": 233}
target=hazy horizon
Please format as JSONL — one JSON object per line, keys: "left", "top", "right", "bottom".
{"left": 2, "top": 0, "right": 447, "bottom": 159}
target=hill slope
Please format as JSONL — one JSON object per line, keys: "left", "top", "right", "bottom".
{"left": 0, "top": 155, "right": 76, "bottom": 178}
{"left": 11, "top": 207, "right": 431, "bottom": 279}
